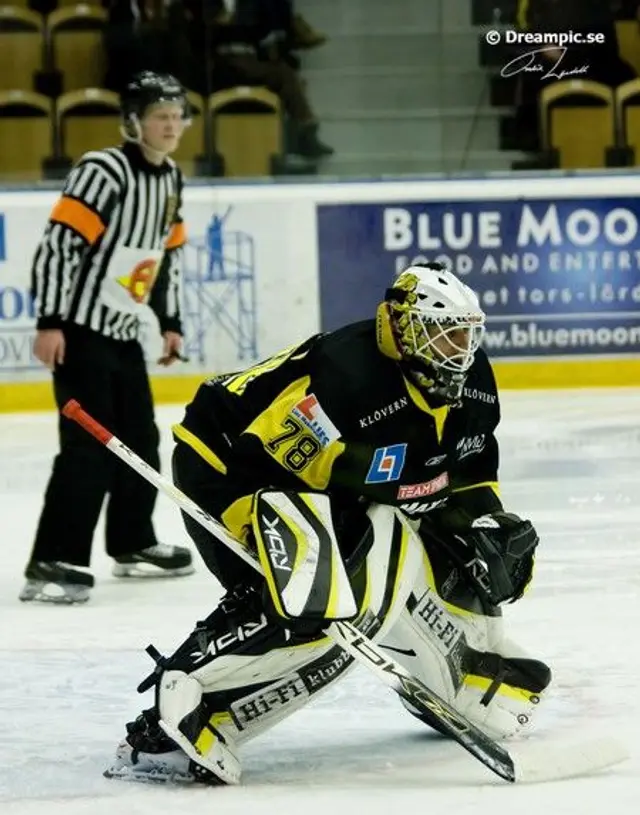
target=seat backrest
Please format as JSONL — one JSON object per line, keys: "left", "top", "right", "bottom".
{"left": 615, "top": 20, "right": 640, "bottom": 80}
{"left": 0, "top": 7, "right": 43, "bottom": 92}
{"left": 541, "top": 80, "right": 614, "bottom": 169}
{"left": 47, "top": 6, "right": 107, "bottom": 92}
{"left": 171, "top": 91, "right": 205, "bottom": 178}
{"left": 0, "top": 90, "right": 52, "bottom": 180}
{"left": 616, "top": 78, "right": 640, "bottom": 165}
{"left": 57, "top": 87, "right": 120, "bottom": 162}
{"left": 209, "top": 86, "right": 282, "bottom": 178}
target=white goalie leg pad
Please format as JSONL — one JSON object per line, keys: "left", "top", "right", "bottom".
{"left": 157, "top": 670, "right": 242, "bottom": 785}
{"left": 252, "top": 490, "right": 358, "bottom": 623}
{"left": 382, "top": 566, "right": 550, "bottom": 741}
{"left": 109, "top": 501, "right": 427, "bottom": 787}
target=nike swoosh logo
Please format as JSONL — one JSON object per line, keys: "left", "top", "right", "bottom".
{"left": 380, "top": 644, "right": 417, "bottom": 657}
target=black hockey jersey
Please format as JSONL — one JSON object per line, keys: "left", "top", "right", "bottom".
{"left": 174, "top": 320, "right": 503, "bottom": 532}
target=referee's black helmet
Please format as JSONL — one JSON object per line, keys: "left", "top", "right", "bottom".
{"left": 120, "top": 71, "right": 190, "bottom": 125}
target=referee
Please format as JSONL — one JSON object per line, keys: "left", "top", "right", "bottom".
{"left": 20, "top": 71, "right": 195, "bottom": 604}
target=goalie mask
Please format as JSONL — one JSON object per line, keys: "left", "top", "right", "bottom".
{"left": 376, "top": 262, "right": 485, "bottom": 405}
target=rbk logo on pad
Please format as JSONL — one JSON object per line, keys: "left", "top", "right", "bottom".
{"left": 365, "top": 444, "right": 407, "bottom": 484}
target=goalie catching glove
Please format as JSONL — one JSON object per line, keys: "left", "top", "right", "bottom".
{"left": 427, "top": 510, "right": 538, "bottom": 606}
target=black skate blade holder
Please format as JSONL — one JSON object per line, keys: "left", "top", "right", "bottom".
{"left": 137, "top": 644, "right": 169, "bottom": 694}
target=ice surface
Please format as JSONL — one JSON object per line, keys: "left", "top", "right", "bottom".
{"left": 1, "top": 389, "right": 639, "bottom": 814}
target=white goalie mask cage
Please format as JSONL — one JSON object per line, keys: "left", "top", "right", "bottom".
{"left": 387, "top": 264, "right": 486, "bottom": 384}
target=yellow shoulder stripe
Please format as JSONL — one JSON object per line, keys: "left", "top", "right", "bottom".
{"left": 172, "top": 423, "right": 228, "bottom": 475}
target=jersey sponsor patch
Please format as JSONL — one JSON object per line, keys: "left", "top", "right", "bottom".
{"left": 291, "top": 394, "right": 340, "bottom": 448}
{"left": 397, "top": 472, "right": 449, "bottom": 500}
{"left": 463, "top": 387, "right": 496, "bottom": 405}
{"left": 365, "top": 444, "right": 407, "bottom": 483}
{"left": 116, "top": 258, "right": 160, "bottom": 303}
{"left": 399, "top": 498, "right": 447, "bottom": 515}
{"left": 100, "top": 245, "right": 164, "bottom": 313}
{"left": 456, "top": 434, "right": 486, "bottom": 461}
{"left": 425, "top": 454, "right": 447, "bottom": 466}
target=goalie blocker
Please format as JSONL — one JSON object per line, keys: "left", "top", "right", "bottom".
{"left": 105, "top": 490, "right": 551, "bottom": 785}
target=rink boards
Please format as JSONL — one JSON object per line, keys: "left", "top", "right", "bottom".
{"left": 0, "top": 170, "right": 639, "bottom": 411}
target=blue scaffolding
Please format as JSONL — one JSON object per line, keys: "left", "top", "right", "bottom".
{"left": 182, "top": 208, "right": 258, "bottom": 366}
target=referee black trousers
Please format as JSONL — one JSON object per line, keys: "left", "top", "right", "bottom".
{"left": 29, "top": 325, "right": 160, "bottom": 567}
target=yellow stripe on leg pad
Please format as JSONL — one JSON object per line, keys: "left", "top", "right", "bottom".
{"left": 464, "top": 674, "right": 536, "bottom": 702}
{"left": 194, "top": 726, "right": 215, "bottom": 757}
{"left": 194, "top": 712, "right": 233, "bottom": 757}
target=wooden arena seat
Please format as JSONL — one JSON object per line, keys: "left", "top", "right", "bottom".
{"left": 0, "top": 7, "right": 44, "bottom": 92}
{"left": 540, "top": 80, "right": 615, "bottom": 169}
{"left": 47, "top": 5, "right": 107, "bottom": 92}
{"left": 0, "top": 90, "right": 52, "bottom": 180}
{"left": 208, "top": 86, "right": 282, "bottom": 177}
{"left": 615, "top": 79, "right": 640, "bottom": 165}
{"left": 57, "top": 87, "right": 120, "bottom": 162}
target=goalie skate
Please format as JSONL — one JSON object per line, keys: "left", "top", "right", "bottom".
{"left": 104, "top": 709, "right": 227, "bottom": 786}
{"left": 104, "top": 740, "right": 196, "bottom": 785}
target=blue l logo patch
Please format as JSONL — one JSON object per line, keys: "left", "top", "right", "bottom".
{"left": 365, "top": 444, "right": 407, "bottom": 484}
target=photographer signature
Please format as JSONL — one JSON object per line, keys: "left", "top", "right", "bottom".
{"left": 501, "top": 46, "right": 589, "bottom": 80}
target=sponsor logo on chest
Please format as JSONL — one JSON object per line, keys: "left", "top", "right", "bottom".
{"left": 365, "top": 444, "right": 407, "bottom": 483}
{"left": 397, "top": 472, "right": 449, "bottom": 500}
{"left": 425, "top": 453, "right": 447, "bottom": 466}
{"left": 463, "top": 387, "right": 496, "bottom": 404}
{"left": 291, "top": 393, "right": 340, "bottom": 448}
{"left": 456, "top": 434, "right": 486, "bottom": 460}
{"left": 399, "top": 498, "right": 448, "bottom": 515}
{"left": 359, "top": 397, "right": 409, "bottom": 428}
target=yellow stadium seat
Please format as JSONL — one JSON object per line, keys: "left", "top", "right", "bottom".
{"left": 47, "top": 5, "right": 107, "bottom": 92}
{"left": 171, "top": 91, "right": 205, "bottom": 178}
{"left": 540, "top": 80, "right": 614, "bottom": 169}
{"left": 57, "top": 87, "right": 120, "bottom": 163}
{"left": 0, "top": 90, "right": 52, "bottom": 180}
{"left": 208, "top": 86, "right": 282, "bottom": 178}
{"left": 615, "top": 20, "right": 640, "bottom": 80}
{"left": 615, "top": 78, "right": 640, "bottom": 165}
{"left": 0, "top": 6, "right": 44, "bottom": 92}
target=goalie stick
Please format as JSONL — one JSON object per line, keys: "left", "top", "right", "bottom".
{"left": 61, "top": 398, "right": 628, "bottom": 785}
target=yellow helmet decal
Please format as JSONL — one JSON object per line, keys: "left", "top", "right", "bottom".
{"left": 393, "top": 271, "right": 419, "bottom": 295}
{"left": 375, "top": 302, "right": 402, "bottom": 361}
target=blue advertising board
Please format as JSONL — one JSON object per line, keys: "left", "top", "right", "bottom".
{"left": 317, "top": 197, "right": 640, "bottom": 358}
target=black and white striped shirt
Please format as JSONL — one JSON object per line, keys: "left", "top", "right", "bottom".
{"left": 32, "top": 142, "right": 185, "bottom": 342}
